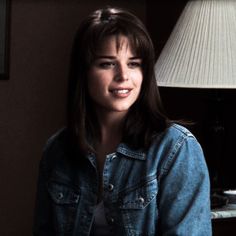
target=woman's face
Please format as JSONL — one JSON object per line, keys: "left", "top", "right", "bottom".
{"left": 87, "top": 35, "right": 143, "bottom": 116}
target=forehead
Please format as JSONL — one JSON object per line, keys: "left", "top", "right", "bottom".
{"left": 95, "top": 35, "right": 136, "bottom": 55}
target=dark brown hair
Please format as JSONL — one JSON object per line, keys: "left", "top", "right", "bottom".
{"left": 67, "top": 6, "right": 170, "bottom": 156}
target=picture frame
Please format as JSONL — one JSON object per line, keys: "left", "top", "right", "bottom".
{"left": 0, "top": 0, "right": 9, "bottom": 80}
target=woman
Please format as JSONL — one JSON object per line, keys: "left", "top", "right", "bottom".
{"left": 33, "top": 7, "right": 212, "bottom": 236}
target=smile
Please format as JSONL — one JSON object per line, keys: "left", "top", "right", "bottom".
{"left": 111, "top": 89, "right": 130, "bottom": 94}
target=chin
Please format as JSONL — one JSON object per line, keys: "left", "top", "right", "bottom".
{"left": 113, "top": 104, "right": 133, "bottom": 112}
{"left": 112, "top": 107, "right": 130, "bottom": 113}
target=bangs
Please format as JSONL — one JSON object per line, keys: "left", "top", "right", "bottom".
{"left": 86, "top": 25, "right": 151, "bottom": 64}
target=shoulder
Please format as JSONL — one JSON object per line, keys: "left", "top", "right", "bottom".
{"left": 152, "top": 123, "right": 205, "bottom": 177}
{"left": 40, "top": 127, "right": 69, "bottom": 170}
{"left": 43, "top": 127, "right": 67, "bottom": 151}
{"left": 163, "top": 123, "right": 195, "bottom": 140}
{"left": 149, "top": 123, "right": 199, "bottom": 151}
{"left": 165, "top": 123, "right": 203, "bottom": 152}
{"left": 150, "top": 123, "right": 203, "bottom": 167}
{"left": 154, "top": 123, "right": 198, "bottom": 149}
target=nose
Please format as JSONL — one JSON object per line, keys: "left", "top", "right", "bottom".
{"left": 115, "top": 63, "right": 129, "bottom": 82}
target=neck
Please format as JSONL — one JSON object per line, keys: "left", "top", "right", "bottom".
{"left": 95, "top": 110, "right": 127, "bottom": 147}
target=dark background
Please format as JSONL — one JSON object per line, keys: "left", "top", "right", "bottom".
{"left": 0, "top": 0, "right": 235, "bottom": 235}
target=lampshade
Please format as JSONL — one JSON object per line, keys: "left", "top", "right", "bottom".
{"left": 155, "top": 0, "right": 236, "bottom": 88}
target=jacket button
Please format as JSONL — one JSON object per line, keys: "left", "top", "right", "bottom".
{"left": 57, "top": 192, "right": 64, "bottom": 200}
{"left": 108, "top": 184, "right": 114, "bottom": 191}
{"left": 138, "top": 197, "right": 145, "bottom": 204}
{"left": 111, "top": 154, "right": 116, "bottom": 160}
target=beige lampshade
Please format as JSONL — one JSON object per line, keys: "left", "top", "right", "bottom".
{"left": 155, "top": 0, "right": 236, "bottom": 88}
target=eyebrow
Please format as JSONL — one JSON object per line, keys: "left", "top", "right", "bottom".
{"left": 95, "top": 56, "right": 142, "bottom": 60}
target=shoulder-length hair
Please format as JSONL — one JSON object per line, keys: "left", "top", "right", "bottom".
{"left": 67, "top": 6, "right": 170, "bottom": 156}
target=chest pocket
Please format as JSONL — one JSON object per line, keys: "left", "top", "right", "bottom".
{"left": 118, "top": 178, "right": 159, "bottom": 235}
{"left": 47, "top": 180, "right": 80, "bottom": 233}
{"left": 119, "top": 177, "right": 158, "bottom": 210}
{"left": 48, "top": 181, "right": 80, "bottom": 204}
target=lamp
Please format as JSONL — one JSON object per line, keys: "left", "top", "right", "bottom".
{"left": 155, "top": 0, "right": 236, "bottom": 88}
{"left": 155, "top": 0, "right": 236, "bottom": 206}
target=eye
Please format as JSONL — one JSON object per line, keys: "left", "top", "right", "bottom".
{"left": 128, "top": 61, "right": 142, "bottom": 68}
{"left": 98, "top": 61, "right": 116, "bottom": 69}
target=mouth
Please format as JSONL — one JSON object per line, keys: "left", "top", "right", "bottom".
{"left": 111, "top": 89, "right": 131, "bottom": 94}
{"left": 109, "top": 88, "right": 132, "bottom": 97}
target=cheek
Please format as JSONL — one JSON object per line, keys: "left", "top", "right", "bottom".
{"left": 88, "top": 69, "right": 107, "bottom": 87}
{"left": 134, "top": 74, "right": 143, "bottom": 100}
{"left": 134, "top": 72, "right": 143, "bottom": 90}
{"left": 87, "top": 75, "right": 108, "bottom": 101}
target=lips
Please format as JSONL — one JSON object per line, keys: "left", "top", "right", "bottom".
{"left": 109, "top": 88, "right": 132, "bottom": 97}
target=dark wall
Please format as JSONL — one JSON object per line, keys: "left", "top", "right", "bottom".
{"left": 0, "top": 1, "right": 145, "bottom": 235}
{"left": 146, "top": 0, "right": 188, "bottom": 58}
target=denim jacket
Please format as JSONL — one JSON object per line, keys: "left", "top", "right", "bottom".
{"left": 33, "top": 124, "right": 212, "bottom": 236}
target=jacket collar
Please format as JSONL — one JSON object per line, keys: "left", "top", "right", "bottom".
{"left": 117, "top": 143, "right": 146, "bottom": 160}
{"left": 86, "top": 143, "right": 146, "bottom": 161}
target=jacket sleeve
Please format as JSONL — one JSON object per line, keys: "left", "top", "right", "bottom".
{"left": 158, "top": 134, "right": 212, "bottom": 236}
{"left": 33, "top": 148, "right": 54, "bottom": 236}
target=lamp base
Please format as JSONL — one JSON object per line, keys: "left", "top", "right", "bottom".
{"left": 223, "top": 190, "right": 236, "bottom": 205}
{"left": 211, "top": 190, "right": 229, "bottom": 209}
